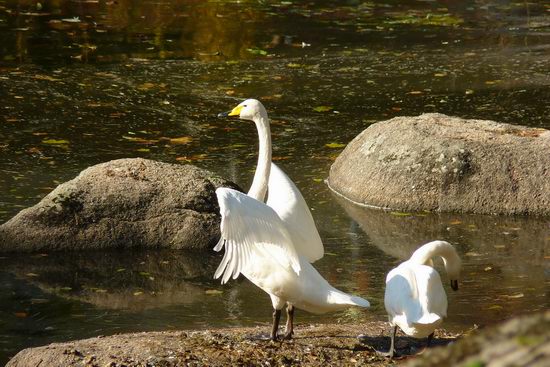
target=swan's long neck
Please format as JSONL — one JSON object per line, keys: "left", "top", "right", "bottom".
{"left": 247, "top": 113, "right": 271, "bottom": 202}
{"left": 409, "top": 240, "right": 461, "bottom": 276}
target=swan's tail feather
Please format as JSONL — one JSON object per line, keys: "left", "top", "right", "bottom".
{"left": 328, "top": 290, "right": 370, "bottom": 308}
{"left": 413, "top": 312, "right": 441, "bottom": 326}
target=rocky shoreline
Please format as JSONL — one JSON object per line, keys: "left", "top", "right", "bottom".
{"left": 8, "top": 311, "right": 549, "bottom": 367}
{"left": 5, "top": 322, "right": 458, "bottom": 367}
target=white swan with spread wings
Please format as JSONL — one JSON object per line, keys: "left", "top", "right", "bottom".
{"left": 215, "top": 99, "right": 370, "bottom": 340}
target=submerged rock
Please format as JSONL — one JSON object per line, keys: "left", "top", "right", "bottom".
{"left": 0, "top": 158, "right": 240, "bottom": 252}
{"left": 328, "top": 113, "right": 550, "bottom": 216}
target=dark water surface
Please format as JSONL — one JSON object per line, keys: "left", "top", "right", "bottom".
{"left": 1, "top": 0, "right": 549, "bottom": 364}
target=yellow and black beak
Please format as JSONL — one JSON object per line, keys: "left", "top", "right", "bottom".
{"left": 217, "top": 105, "right": 243, "bottom": 118}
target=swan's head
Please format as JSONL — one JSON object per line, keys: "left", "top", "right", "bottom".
{"left": 445, "top": 257, "right": 461, "bottom": 291}
{"left": 218, "top": 99, "right": 267, "bottom": 121}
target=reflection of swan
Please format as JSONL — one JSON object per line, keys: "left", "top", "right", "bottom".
{"left": 384, "top": 240, "right": 460, "bottom": 357}
{"left": 215, "top": 99, "right": 370, "bottom": 340}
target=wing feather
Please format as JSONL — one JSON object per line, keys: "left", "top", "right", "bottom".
{"left": 266, "top": 163, "right": 324, "bottom": 263}
{"left": 214, "top": 188, "right": 301, "bottom": 284}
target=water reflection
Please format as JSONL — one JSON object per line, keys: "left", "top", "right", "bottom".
{"left": 1, "top": 250, "right": 220, "bottom": 310}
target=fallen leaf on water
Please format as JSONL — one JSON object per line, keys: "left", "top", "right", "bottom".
{"left": 434, "top": 72, "right": 447, "bottom": 77}
{"left": 168, "top": 136, "right": 193, "bottom": 145}
{"left": 465, "top": 251, "right": 482, "bottom": 257}
{"left": 26, "top": 273, "right": 39, "bottom": 277}
{"left": 272, "top": 156, "right": 291, "bottom": 161}
{"left": 408, "top": 90, "right": 423, "bottom": 95}
{"left": 42, "top": 139, "right": 69, "bottom": 145}
{"left": 33, "top": 74, "right": 60, "bottom": 82}
{"left": 136, "top": 82, "right": 156, "bottom": 91}
{"left": 449, "top": 220, "right": 462, "bottom": 225}
{"left": 325, "top": 142, "right": 345, "bottom": 148}
{"left": 502, "top": 293, "right": 524, "bottom": 299}
{"left": 286, "top": 63, "right": 303, "bottom": 68}
{"left": 122, "top": 136, "right": 158, "bottom": 144}
{"left": 487, "top": 305, "right": 503, "bottom": 310}
{"left": 313, "top": 106, "right": 333, "bottom": 112}
{"left": 94, "top": 289, "right": 108, "bottom": 293}
{"left": 133, "top": 291, "right": 143, "bottom": 296}
{"left": 205, "top": 289, "right": 223, "bottom": 295}
{"left": 247, "top": 47, "right": 268, "bottom": 56}
{"left": 312, "top": 178, "right": 323, "bottom": 183}
{"left": 176, "top": 154, "right": 208, "bottom": 162}
{"left": 390, "top": 212, "right": 412, "bottom": 217}
{"left": 14, "top": 312, "right": 28, "bottom": 318}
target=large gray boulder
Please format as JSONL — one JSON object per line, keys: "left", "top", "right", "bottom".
{"left": 0, "top": 158, "right": 240, "bottom": 252}
{"left": 328, "top": 113, "right": 550, "bottom": 216}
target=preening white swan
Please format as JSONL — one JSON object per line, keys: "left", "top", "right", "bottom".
{"left": 215, "top": 99, "right": 370, "bottom": 340}
{"left": 384, "top": 240, "right": 461, "bottom": 357}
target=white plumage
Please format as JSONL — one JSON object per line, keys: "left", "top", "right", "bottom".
{"left": 215, "top": 99, "right": 370, "bottom": 340}
{"left": 384, "top": 240, "right": 461, "bottom": 356}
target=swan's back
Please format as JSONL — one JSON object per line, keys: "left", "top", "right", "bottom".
{"left": 385, "top": 262, "right": 447, "bottom": 337}
{"left": 266, "top": 163, "right": 324, "bottom": 263}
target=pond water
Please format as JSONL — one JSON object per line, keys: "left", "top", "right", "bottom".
{"left": 0, "top": 0, "right": 549, "bottom": 364}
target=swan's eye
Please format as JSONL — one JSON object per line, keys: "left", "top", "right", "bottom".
{"left": 243, "top": 105, "right": 247, "bottom": 108}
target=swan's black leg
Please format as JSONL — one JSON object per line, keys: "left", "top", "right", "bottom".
{"left": 283, "top": 304, "right": 295, "bottom": 340}
{"left": 388, "top": 325, "right": 398, "bottom": 358}
{"left": 426, "top": 332, "right": 434, "bottom": 348}
{"left": 270, "top": 309, "right": 282, "bottom": 341}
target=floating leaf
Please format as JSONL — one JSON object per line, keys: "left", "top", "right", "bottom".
{"left": 408, "top": 90, "right": 423, "bottom": 95}
{"left": 14, "top": 312, "right": 28, "bottom": 318}
{"left": 390, "top": 212, "right": 412, "bottom": 217}
{"left": 205, "top": 289, "right": 223, "bottom": 295}
{"left": 286, "top": 63, "right": 303, "bottom": 68}
{"left": 502, "top": 293, "right": 524, "bottom": 299}
{"left": 136, "top": 82, "right": 156, "bottom": 91}
{"left": 449, "top": 220, "right": 462, "bottom": 225}
{"left": 487, "top": 305, "right": 503, "bottom": 310}
{"left": 33, "top": 74, "right": 59, "bottom": 82}
{"left": 133, "top": 291, "right": 143, "bottom": 296}
{"left": 169, "top": 136, "right": 193, "bottom": 145}
{"left": 246, "top": 47, "right": 268, "bottom": 56}
{"left": 42, "top": 139, "right": 69, "bottom": 145}
{"left": 26, "top": 273, "right": 39, "bottom": 277}
{"left": 313, "top": 106, "right": 333, "bottom": 112}
{"left": 325, "top": 142, "right": 345, "bottom": 149}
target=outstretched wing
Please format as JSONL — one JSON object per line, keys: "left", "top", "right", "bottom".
{"left": 266, "top": 163, "right": 324, "bottom": 263}
{"left": 214, "top": 187, "right": 301, "bottom": 284}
